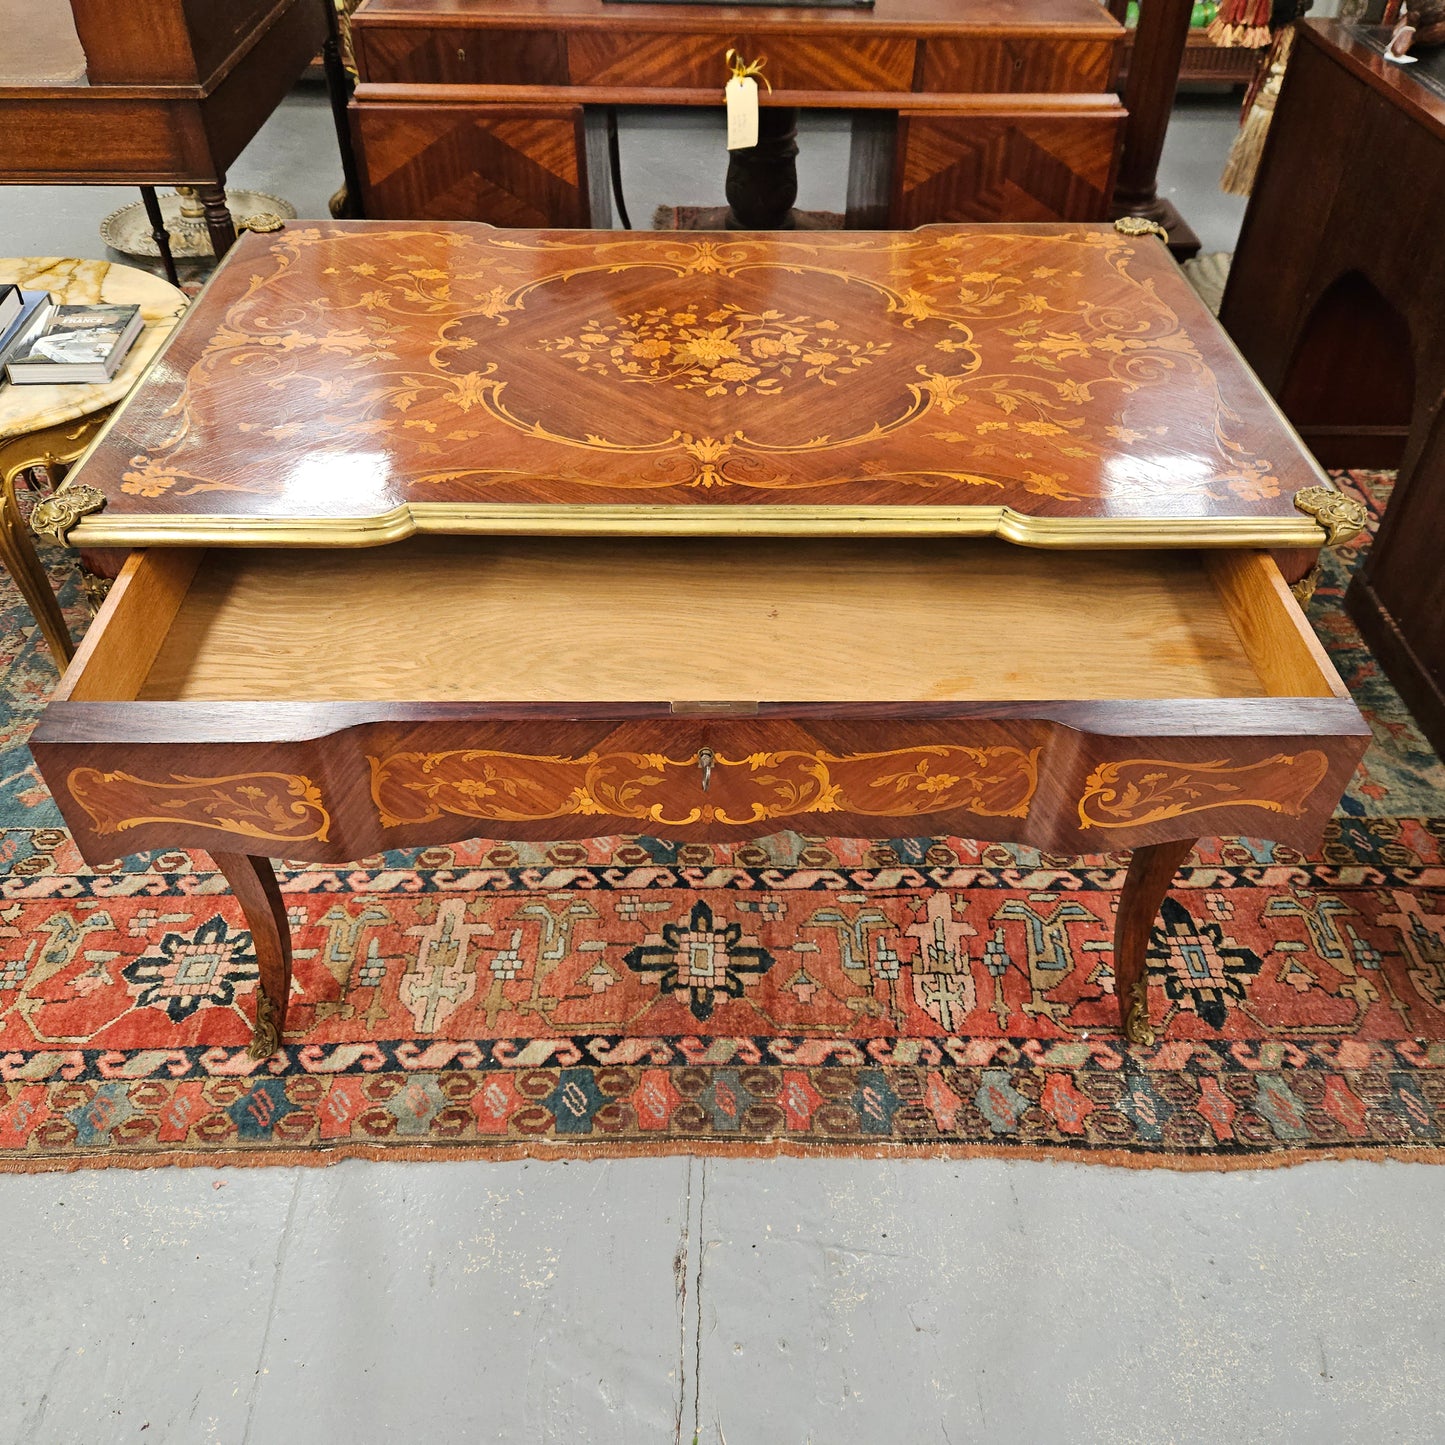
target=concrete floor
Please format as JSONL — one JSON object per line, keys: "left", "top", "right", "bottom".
{"left": 3, "top": 88, "right": 1443, "bottom": 1445}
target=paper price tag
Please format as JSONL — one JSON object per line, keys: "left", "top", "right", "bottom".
{"left": 726, "top": 75, "right": 759, "bottom": 151}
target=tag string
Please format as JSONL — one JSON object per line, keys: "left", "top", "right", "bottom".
{"left": 724, "top": 48, "right": 772, "bottom": 92}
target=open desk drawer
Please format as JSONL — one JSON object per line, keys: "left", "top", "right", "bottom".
{"left": 32, "top": 536, "right": 1369, "bottom": 865}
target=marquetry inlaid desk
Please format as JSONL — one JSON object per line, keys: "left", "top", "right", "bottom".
{"left": 27, "top": 220, "right": 1370, "bottom": 1059}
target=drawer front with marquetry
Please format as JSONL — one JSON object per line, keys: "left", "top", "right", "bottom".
{"left": 31, "top": 539, "right": 1368, "bottom": 865}
{"left": 353, "top": 101, "right": 592, "bottom": 226}
{"left": 35, "top": 709, "right": 1364, "bottom": 863}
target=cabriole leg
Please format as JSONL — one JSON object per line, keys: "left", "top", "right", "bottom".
{"left": 0, "top": 434, "right": 81, "bottom": 668}
{"left": 1114, "top": 837, "right": 1197, "bottom": 1045}
{"left": 212, "top": 852, "right": 292, "bottom": 1059}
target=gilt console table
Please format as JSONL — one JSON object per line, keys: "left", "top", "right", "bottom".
{"left": 28, "top": 220, "right": 1369, "bottom": 1059}
{"left": 347, "top": 0, "right": 1127, "bottom": 228}
{"left": 0, "top": 257, "right": 187, "bottom": 668}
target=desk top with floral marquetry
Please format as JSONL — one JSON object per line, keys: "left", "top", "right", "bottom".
{"left": 51, "top": 220, "right": 1340, "bottom": 550}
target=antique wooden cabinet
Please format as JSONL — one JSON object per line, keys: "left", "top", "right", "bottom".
{"left": 1220, "top": 20, "right": 1445, "bottom": 759}
{"left": 0, "top": 0, "right": 327, "bottom": 254}
{"left": 346, "top": 0, "right": 1127, "bottom": 228}
{"left": 28, "top": 221, "right": 1369, "bottom": 1058}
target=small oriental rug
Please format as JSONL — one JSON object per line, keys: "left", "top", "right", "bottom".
{"left": 653, "top": 205, "right": 844, "bottom": 231}
{"left": 2, "top": 473, "right": 1444, "bottom": 1173}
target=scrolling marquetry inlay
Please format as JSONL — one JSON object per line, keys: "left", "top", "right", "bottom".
{"left": 369, "top": 745, "right": 1040, "bottom": 830}
{"left": 59, "top": 222, "right": 1338, "bottom": 548}
{"left": 1075, "top": 752, "right": 1330, "bottom": 830}
{"left": 67, "top": 768, "right": 332, "bottom": 843}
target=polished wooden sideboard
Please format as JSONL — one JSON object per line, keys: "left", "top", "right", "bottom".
{"left": 1220, "top": 20, "right": 1445, "bottom": 758}
{"left": 348, "top": 0, "right": 1127, "bottom": 228}
{"left": 0, "top": 0, "right": 328, "bottom": 255}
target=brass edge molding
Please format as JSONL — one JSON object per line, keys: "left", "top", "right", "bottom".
{"left": 1293, "top": 484, "right": 1369, "bottom": 548}
{"left": 68, "top": 502, "right": 1332, "bottom": 549}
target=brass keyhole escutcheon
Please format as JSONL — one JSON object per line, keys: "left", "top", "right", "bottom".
{"left": 457, "top": 46, "right": 467, "bottom": 63}
{"left": 698, "top": 747, "right": 715, "bottom": 791}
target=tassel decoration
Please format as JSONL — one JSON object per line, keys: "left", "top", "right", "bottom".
{"left": 1207, "top": 0, "right": 1273, "bottom": 48}
{"left": 1220, "top": 26, "right": 1294, "bottom": 196}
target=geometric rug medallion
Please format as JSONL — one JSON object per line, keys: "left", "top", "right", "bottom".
{"left": 2, "top": 470, "right": 1444, "bottom": 1172}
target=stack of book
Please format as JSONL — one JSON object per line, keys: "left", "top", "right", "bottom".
{"left": 0, "top": 286, "right": 52, "bottom": 378}
{"left": 0, "top": 285, "right": 145, "bottom": 387}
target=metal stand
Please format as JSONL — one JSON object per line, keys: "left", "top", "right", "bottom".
{"left": 321, "top": 0, "right": 365, "bottom": 217}
{"left": 725, "top": 106, "right": 800, "bottom": 230}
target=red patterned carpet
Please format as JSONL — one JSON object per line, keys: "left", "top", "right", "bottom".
{"left": 2, "top": 472, "right": 1444, "bottom": 1171}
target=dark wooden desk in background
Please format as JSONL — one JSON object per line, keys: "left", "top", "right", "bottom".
{"left": 348, "top": 0, "right": 1127, "bottom": 228}
{"left": 0, "top": 0, "right": 330, "bottom": 257}
{"left": 1221, "top": 20, "right": 1445, "bottom": 759}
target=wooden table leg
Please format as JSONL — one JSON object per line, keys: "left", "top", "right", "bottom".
{"left": 1114, "top": 836, "right": 1197, "bottom": 1045}
{"left": 1112, "top": 0, "right": 1202, "bottom": 258}
{"left": 197, "top": 180, "right": 238, "bottom": 259}
{"left": 0, "top": 434, "right": 79, "bottom": 668}
{"left": 212, "top": 852, "right": 293, "bottom": 1059}
{"left": 321, "top": 0, "right": 364, "bottom": 219}
{"left": 139, "top": 185, "right": 181, "bottom": 288}
{"left": 725, "top": 106, "right": 800, "bottom": 230}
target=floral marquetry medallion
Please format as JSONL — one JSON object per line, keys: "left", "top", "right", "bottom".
{"left": 56, "top": 221, "right": 1339, "bottom": 548}
{"left": 533, "top": 297, "right": 893, "bottom": 401}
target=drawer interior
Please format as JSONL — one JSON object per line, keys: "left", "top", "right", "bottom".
{"left": 60, "top": 537, "right": 1348, "bottom": 706}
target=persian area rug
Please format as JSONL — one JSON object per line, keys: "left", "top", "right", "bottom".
{"left": 2, "top": 472, "right": 1445, "bottom": 1173}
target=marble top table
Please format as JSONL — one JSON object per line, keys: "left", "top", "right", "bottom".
{"left": 0, "top": 257, "right": 186, "bottom": 666}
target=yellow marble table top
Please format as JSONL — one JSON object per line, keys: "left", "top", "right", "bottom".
{"left": 0, "top": 258, "right": 188, "bottom": 444}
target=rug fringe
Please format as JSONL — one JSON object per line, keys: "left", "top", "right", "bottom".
{"left": 5, "top": 1137, "right": 1445, "bottom": 1175}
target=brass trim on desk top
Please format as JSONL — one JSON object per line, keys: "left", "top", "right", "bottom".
{"left": 66, "top": 500, "right": 1332, "bottom": 549}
